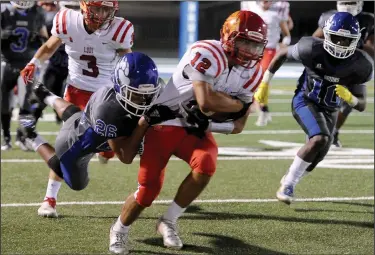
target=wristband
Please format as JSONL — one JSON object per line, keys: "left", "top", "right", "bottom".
{"left": 262, "top": 70, "right": 274, "bottom": 84}
{"left": 282, "top": 36, "right": 291, "bottom": 46}
{"left": 30, "top": 57, "right": 41, "bottom": 67}
{"left": 208, "top": 121, "right": 234, "bottom": 134}
{"left": 350, "top": 95, "right": 359, "bottom": 107}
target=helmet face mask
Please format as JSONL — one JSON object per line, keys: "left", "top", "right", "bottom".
{"left": 80, "top": 1, "right": 118, "bottom": 32}
{"left": 221, "top": 11, "right": 267, "bottom": 68}
{"left": 10, "top": 1, "right": 34, "bottom": 9}
{"left": 113, "top": 54, "right": 161, "bottom": 117}
{"left": 323, "top": 12, "right": 360, "bottom": 59}
{"left": 337, "top": 1, "right": 363, "bottom": 16}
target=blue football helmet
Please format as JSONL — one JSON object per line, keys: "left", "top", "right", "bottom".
{"left": 112, "top": 52, "right": 161, "bottom": 117}
{"left": 323, "top": 12, "right": 361, "bottom": 59}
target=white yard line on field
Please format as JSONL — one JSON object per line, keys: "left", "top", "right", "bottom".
{"left": 8, "top": 129, "right": 374, "bottom": 136}
{"left": 2, "top": 196, "right": 373, "bottom": 207}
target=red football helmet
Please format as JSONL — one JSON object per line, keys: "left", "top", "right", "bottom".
{"left": 80, "top": 0, "right": 119, "bottom": 32}
{"left": 221, "top": 10, "right": 268, "bottom": 68}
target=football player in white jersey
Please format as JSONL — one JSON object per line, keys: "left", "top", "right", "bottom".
{"left": 108, "top": 10, "right": 267, "bottom": 254}
{"left": 241, "top": 0, "right": 292, "bottom": 126}
{"left": 20, "top": 0, "right": 134, "bottom": 218}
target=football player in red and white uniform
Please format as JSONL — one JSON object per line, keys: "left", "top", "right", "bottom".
{"left": 108, "top": 11, "right": 267, "bottom": 254}
{"left": 241, "top": 0, "right": 292, "bottom": 126}
{"left": 20, "top": 0, "right": 134, "bottom": 218}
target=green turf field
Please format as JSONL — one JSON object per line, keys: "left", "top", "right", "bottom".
{"left": 1, "top": 81, "right": 374, "bottom": 254}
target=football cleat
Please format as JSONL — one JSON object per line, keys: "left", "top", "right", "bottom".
{"left": 332, "top": 130, "right": 342, "bottom": 148}
{"left": 156, "top": 217, "right": 183, "bottom": 249}
{"left": 1, "top": 136, "right": 12, "bottom": 151}
{"left": 29, "top": 82, "right": 52, "bottom": 107}
{"left": 109, "top": 225, "right": 130, "bottom": 255}
{"left": 37, "top": 197, "right": 58, "bottom": 218}
{"left": 255, "top": 111, "right": 272, "bottom": 126}
{"left": 276, "top": 185, "right": 294, "bottom": 205}
{"left": 97, "top": 153, "right": 109, "bottom": 164}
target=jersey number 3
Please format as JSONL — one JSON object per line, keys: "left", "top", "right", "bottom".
{"left": 80, "top": 55, "right": 99, "bottom": 78}
{"left": 191, "top": 52, "right": 212, "bottom": 74}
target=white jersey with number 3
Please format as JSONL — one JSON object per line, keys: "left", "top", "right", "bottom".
{"left": 155, "top": 40, "right": 263, "bottom": 127}
{"left": 241, "top": 1, "right": 290, "bottom": 49}
{"left": 51, "top": 9, "right": 134, "bottom": 92}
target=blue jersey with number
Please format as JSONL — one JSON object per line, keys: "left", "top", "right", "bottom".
{"left": 72, "top": 87, "right": 139, "bottom": 154}
{"left": 294, "top": 37, "right": 373, "bottom": 110}
{"left": 1, "top": 4, "right": 45, "bottom": 68}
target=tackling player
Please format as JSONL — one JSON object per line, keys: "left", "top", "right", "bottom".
{"left": 241, "top": 0, "right": 292, "bottom": 126}
{"left": 21, "top": 53, "right": 176, "bottom": 218}
{"left": 255, "top": 12, "right": 373, "bottom": 204}
{"left": 108, "top": 11, "right": 267, "bottom": 254}
{"left": 1, "top": 1, "right": 48, "bottom": 151}
{"left": 313, "top": 1, "right": 374, "bottom": 147}
{"left": 20, "top": 0, "right": 136, "bottom": 216}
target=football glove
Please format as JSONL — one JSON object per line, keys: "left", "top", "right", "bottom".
{"left": 335, "top": 85, "right": 358, "bottom": 107}
{"left": 143, "top": 104, "right": 176, "bottom": 126}
{"left": 254, "top": 81, "right": 270, "bottom": 105}
{"left": 20, "top": 63, "right": 37, "bottom": 84}
{"left": 179, "top": 101, "right": 209, "bottom": 139}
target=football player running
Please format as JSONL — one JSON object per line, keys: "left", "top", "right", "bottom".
{"left": 313, "top": 1, "right": 374, "bottom": 147}
{"left": 241, "top": 0, "right": 292, "bottom": 126}
{"left": 20, "top": 0, "right": 136, "bottom": 217}
{"left": 21, "top": 52, "right": 176, "bottom": 218}
{"left": 1, "top": 1, "right": 48, "bottom": 151}
{"left": 255, "top": 12, "right": 373, "bottom": 205}
{"left": 108, "top": 10, "right": 267, "bottom": 254}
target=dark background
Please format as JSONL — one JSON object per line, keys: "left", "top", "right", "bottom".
{"left": 117, "top": 1, "right": 374, "bottom": 57}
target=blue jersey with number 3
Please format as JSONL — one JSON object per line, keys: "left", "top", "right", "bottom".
{"left": 1, "top": 4, "right": 45, "bottom": 68}
{"left": 294, "top": 37, "right": 373, "bottom": 110}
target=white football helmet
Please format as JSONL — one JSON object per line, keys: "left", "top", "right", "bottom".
{"left": 59, "top": 1, "right": 80, "bottom": 10}
{"left": 337, "top": 1, "right": 363, "bottom": 16}
{"left": 10, "top": 1, "right": 34, "bottom": 9}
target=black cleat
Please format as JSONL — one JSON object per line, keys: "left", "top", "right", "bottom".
{"left": 332, "top": 130, "right": 342, "bottom": 148}
{"left": 28, "top": 82, "right": 52, "bottom": 107}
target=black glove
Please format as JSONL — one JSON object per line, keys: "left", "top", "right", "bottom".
{"left": 18, "top": 114, "right": 37, "bottom": 139}
{"left": 179, "top": 101, "right": 209, "bottom": 138}
{"left": 144, "top": 104, "right": 176, "bottom": 126}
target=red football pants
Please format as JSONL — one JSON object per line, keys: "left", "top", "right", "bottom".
{"left": 135, "top": 126, "right": 218, "bottom": 207}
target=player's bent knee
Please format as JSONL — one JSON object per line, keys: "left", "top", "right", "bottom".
{"left": 309, "top": 135, "right": 329, "bottom": 149}
{"left": 61, "top": 105, "right": 81, "bottom": 122}
{"left": 135, "top": 184, "right": 162, "bottom": 207}
{"left": 193, "top": 152, "right": 217, "bottom": 176}
{"left": 67, "top": 178, "right": 89, "bottom": 191}
{"left": 47, "top": 155, "right": 63, "bottom": 179}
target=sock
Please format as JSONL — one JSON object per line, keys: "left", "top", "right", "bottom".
{"left": 163, "top": 201, "right": 186, "bottom": 224}
{"left": 44, "top": 95, "right": 60, "bottom": 108}
{"left": 283, "top": 155, "right": 312, "bottom": 187}
{"left": 44, "top": 178, "right": 62, "bottom": 200}
{"left": 1, "top": 113, "right": 11, "bottom": 138}
{"left": 113, "top": 216, "right": 130, "bottom": 233}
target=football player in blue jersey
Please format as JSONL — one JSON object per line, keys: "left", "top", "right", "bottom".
{"left": 254, "top": 12, "right": 373, "bottom": 204}
{"left": 20, "top": 52, "right": 177, "bottom": 217}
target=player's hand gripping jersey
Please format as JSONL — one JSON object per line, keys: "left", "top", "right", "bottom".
{"left": 154, "top": 40, "right": 263, "bottom": 127}
{"left": 51, "top": 8, "right": 134, "bottom": 92}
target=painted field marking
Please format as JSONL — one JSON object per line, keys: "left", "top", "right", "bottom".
{"left": 2, "top": 196, "right": 373, "bottom": 207}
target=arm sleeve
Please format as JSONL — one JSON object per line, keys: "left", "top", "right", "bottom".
{"left": 111, "top": 19, "right": 134, "bottom": 50}
{"left": 51, "top": 10, "right": 70, "bottom": 42}
{"left": 286, "top": 44, "right": 301, "bottom": 61}
{"left": 186, "top": 42, "right": 225, "bottom": 84}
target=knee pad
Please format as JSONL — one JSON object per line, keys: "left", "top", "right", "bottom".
{"left": 62, "top": 104, "right": 81, "bottom": 122}
{"left": 340, "top": 103, "right": 352, "bottom": 117}
{"left": 47, "top": 155, "right": 63, "bottom": 179}
{"left": 135, "top": 183, "right": 163, "bottom": 207}
{"left": 192, "top": 152, "right": 217, "bottom": 176}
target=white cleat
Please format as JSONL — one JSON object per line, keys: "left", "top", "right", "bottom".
{"left": 276, "top": 185, "right": 294, "bottom": 205}
{"left": 1, "top": 142, "right": 12, "bottom": 151}
{"left": 97, "top": 153, "right": 109, "bottom": 164}
{"left": 255, "top": 111, "right": 272, "bottom": 126}
{"left": 109, "top": 225, "right": 130, "bottom": 255}
{"left": 156, "top": 217, "right": 183, "bottom": 249}
{"left": 37, "top": 197, "right": 58, "bottom": 218}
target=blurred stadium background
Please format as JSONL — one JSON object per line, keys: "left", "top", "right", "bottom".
{"left": 1, "top": 1, "right": 374, "bottom": 255}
